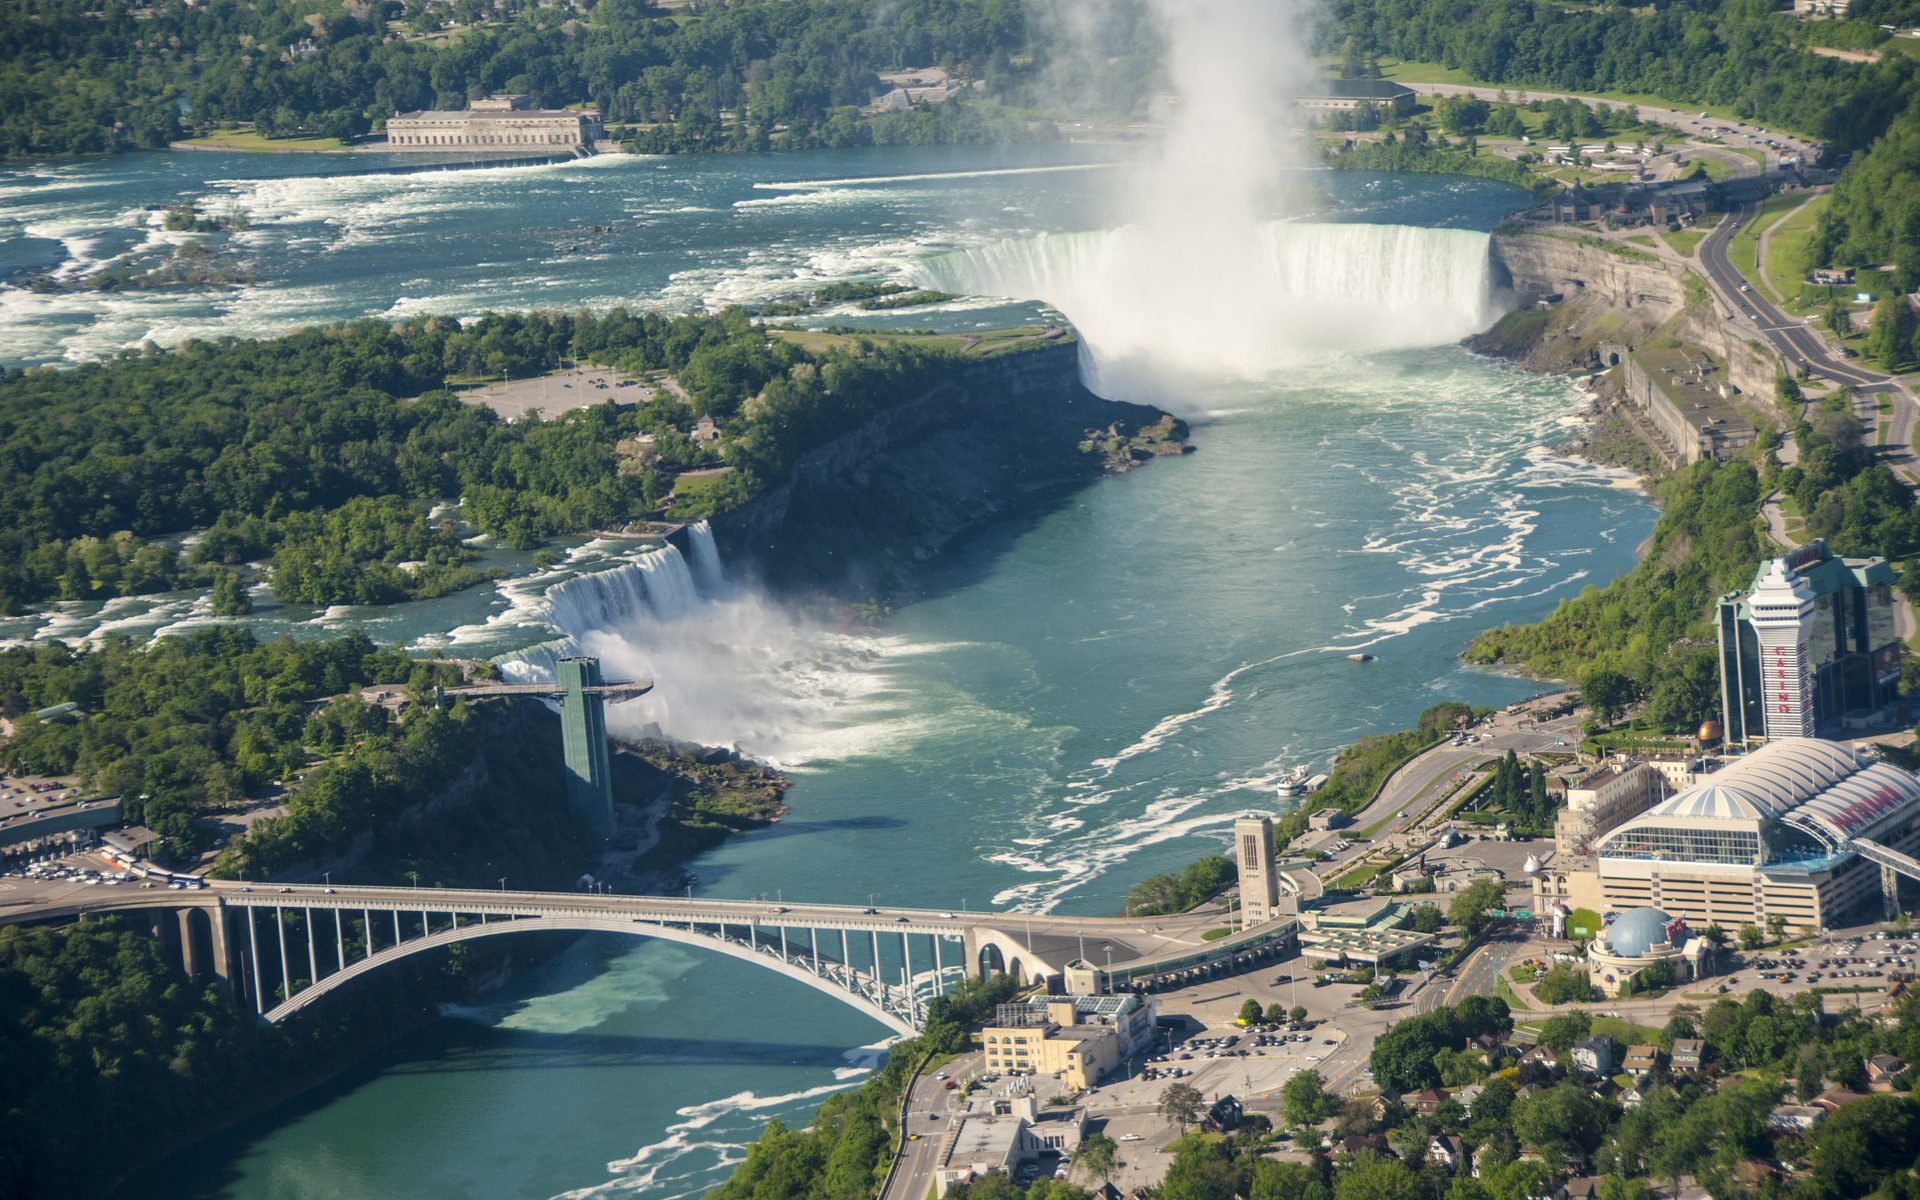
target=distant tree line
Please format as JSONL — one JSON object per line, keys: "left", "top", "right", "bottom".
{"left": 0, "top": 0, "right": 1059, "bottom": 158}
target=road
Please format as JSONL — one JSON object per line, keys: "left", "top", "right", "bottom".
{"left": 884, "top": 1051, "right": 980, "bottom": 1200}
{"left": 1316, "top": 710, "right": 1577, "bottom": 873}
{"left": 1697, "top": 207, "right": 1920, "bottom": 483}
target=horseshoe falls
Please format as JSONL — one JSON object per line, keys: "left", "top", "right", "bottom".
{"left": 915, "top": 221, "right": 1508, "bottom": 385}
{"left": 57, "top": 146, "right": 1657, "bottom": 1200}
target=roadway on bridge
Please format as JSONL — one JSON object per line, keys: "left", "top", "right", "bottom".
{"left": 0, "top": 872, "right": 1241, "bottom": 978}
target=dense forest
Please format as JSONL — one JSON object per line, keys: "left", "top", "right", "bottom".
{"left": 1319, "top": 0, "right": 1912, "bottom": 154}
{"left": 0, "top": 0, "right": 1078, "bottom": 157}
{"left": 0, "top": 308, "right": 963, "bottom": 611}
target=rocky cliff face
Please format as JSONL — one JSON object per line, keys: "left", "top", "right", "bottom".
{"left": 710, "top": 341, "right": 1188, "bottom": 597}
{"left": 1491, "top": 229, "right": 1690, "bottom": 319}
{"left": 1477, "top": 229, "right": 1779, "bottom": 399}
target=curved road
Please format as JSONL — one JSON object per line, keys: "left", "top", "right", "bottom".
{"left": 1698, "top": 206, "right": 1919, "bottom": 482}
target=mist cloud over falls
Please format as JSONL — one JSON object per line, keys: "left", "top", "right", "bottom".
{"left": 923, "top": 0, "right": 1506, "bottom": 385}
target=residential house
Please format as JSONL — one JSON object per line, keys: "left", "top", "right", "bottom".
{"left": 1564, "top": 1180, "right": 1605, "bottom": 1199}
{"left": 1335, "top": 1134, "right": 1388, "bottom": 1159}
{"left": 1368, "top": 1089, "right": 1403, "bottom": 1120}
{"left": 1623, "top": 1044, "right": 1661, "bottom": 1079}
{"left": 1670, "top": 1039, "right": 1706, "bottom": 1071}
{"left": 1573, "top": 1035, "right": 1619, "bottom": 1077}
{"left": 1428, "top": 1136, "right": 1468, "bottom": 1173}
{"left": 1867, "top": 1054, "right": 1909, "bottom": 1091}
{"left": 690, "top": 415, "right": 721, "bottom": 444}
{"left": 1520, "top": 1044, "right": 1562, "bottom": 1074}
{"left": 1411, "top": 1088, "right": 1450, "bottom": 1116}
{"left": 1768, "top": 1104, "right": 1825, "bottom": 1132}
{"left": 1454, "top": 1083, "right": 1485, "bottom": 1114}
{"left": 1622, "top": 1086, "right": 1646, "bottom": 1109}
{"left": 1811, "top": 1089, "right": 1870, "bottom": 1114}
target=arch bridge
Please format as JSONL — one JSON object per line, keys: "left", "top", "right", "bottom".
{"left": 13, "top": 883, "right": 1298, "bottom": 1032}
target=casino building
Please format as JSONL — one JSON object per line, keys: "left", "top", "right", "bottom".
{"left": 1716, "top": 542, "right": 1898, "bottom": 745}
{"left": 1532, "top": 739, "right": 1920, "bottom": 932}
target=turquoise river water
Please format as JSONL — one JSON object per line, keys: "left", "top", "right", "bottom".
{"left": 0, "top": 145, "right": 1654, "bottom": 1200}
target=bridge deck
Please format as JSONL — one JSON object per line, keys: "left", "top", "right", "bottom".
{"left": 446, "top": 681, "right": 654, "bottom": 700}
{"left": 6, "top": 878, "right": 1272, "bottom": 973}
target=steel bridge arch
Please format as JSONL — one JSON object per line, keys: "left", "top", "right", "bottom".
{"left": 261, "top": 913, "right": 918, "bottom": 1036}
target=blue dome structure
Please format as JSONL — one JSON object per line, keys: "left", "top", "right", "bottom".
{"left": 1602, "top": 907, "right": 1674, "bottom": 958}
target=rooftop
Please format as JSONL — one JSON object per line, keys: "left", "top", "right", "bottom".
{"left": 1601, "top": 738, "right": 1920, "bottom": 851}
{"left": 1300, "top": 78, "right": 1416, "bottom": 101}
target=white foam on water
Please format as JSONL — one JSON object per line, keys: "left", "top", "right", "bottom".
{"left": 554, "top": 1041, "right": 889, "bottom": 1200}
{"left": 492, "top": 540, "right": 926, "bottom": 768}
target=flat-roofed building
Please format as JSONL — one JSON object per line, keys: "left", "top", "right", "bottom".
{"left": 1556, "top": 759, "right": 1665, "bottom": 855}
{"left": 387, "top": 94, "right": 602, "bottom": 152}
{"left": 1295, "top": 79, "right": 1417, "bottom": 115}
{"left": 982, "top": 997, "right": 1143, "bottom": 1089}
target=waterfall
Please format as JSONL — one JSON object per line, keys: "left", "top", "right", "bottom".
{"left": 501, "top": 534, "right": 900, "bottom": 766}
{"left": 540, "top": 544, "right": 707, "bottom": 637}
{"left": 687, "top": 520, "right": 726, "bottom": 595}
{"left": 915, "top": 222, "right": 1510, "bottom": 383}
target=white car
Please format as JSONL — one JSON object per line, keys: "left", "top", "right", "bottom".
{"left": 1120, "top": 1134, "right": 1143, "bottom": 1142}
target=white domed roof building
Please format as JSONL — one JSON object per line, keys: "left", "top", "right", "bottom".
{"left": 1532, "top": 738, "right": 1920, "bottom": 935}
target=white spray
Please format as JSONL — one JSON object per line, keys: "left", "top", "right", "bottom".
{"left": 921, "top": 0, "right": 1505, "bottom": 385}
{"left": 506, "top": 524, "right": 908, "bottom": 768}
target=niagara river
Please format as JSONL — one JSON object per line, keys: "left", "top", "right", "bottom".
{"left": 2, "top": 144, "right": 1655, "bottom": 1200}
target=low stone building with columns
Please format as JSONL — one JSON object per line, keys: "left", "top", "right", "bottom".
{"left": 386, "top": 95, "right": 602, "bottom": 152}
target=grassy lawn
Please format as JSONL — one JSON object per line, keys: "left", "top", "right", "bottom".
{"left": 1662, "top": 228, "right": 1707, "bottom": 256}
{"left": 1370, "top": 58, "right": 1479, "bottom": 86}
{"left": 1766, "top": 193, "right": 1831, "bottom": 312}
{"left": 177, "top": 128, "right": 353, "bottom": 152}
{"left": 1693, "top": 155, "right": 1740, "bottom": 182}
{"left": 1591, "top": 1015, "right": 1664, "bottom": 1044}
{"left": 1726, "top": 191, "right": 1807, "bottom": 298}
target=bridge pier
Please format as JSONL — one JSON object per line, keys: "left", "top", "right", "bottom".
{"left": 1885, "top": 862, "right": 1901, "bottom": 922}
{"left": 246, "top": 907, "right": 264, "bottom": 1014}
{"left": 275, "top": 906, "right": 291, "bottom": 1002}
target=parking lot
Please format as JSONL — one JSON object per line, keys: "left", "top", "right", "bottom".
{"left": 454, "top": 364, "right": 654, "bottom": 421}
{"left": 1731, "top": 926, "right": 1916, "bottom": 995}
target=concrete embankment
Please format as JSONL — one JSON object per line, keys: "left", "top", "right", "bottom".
{"left": 711, "top": 340, "right": 1189, "bottom": 597}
